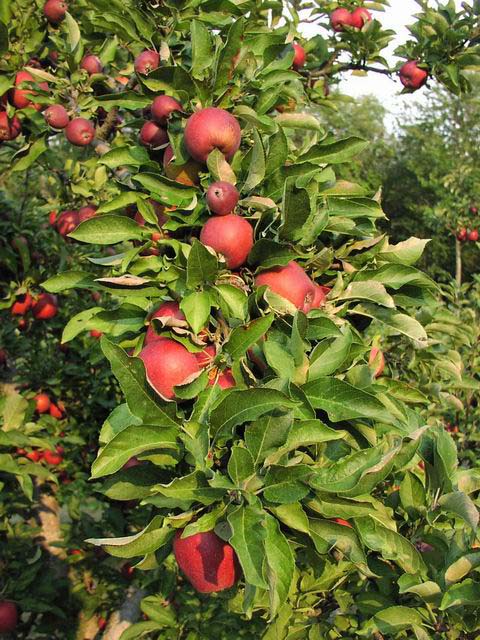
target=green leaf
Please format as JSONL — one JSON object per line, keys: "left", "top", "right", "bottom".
{"left": 264, "top": 514, "right": 294, "bottom": 616}
{"left": 351, "top": 303, "right": 428, "bottom": 345}
{"left": 279, "top": 177, "right": 311, "bottom": 241}
{"left": 191, "top": 20, "right": 213, "bottom": 81}
{"left": 445, "top": 552, "right": 480, "bottom": 585}
{"left": 263, "top": 465, "right": 311, "bottom": 503}
{"left": 186, "top": 239, "right": 218, "bottom": 288}
{"left": 214, "top": 17, "right": 245, "bottom": 90}
{"left": 180, "top": 291, "right": 210, "bottom": 334}
{"left": 119, "top": 621, "right": 165, "bottom": 639}
{"left": 64, "top": 12, "right": 81, "bottom": 52}
{"left": 227, "top": 504, "right": 268, "bottom": 589}
{"left": 299, "top": 137, "right": 368, "bottom": 165}
{"left": 1, "top": 390, "right": 28, "bottom": 431}
{"left": 438, "top": 492, "right": 479, "bottom": 529}
{"left": 69, "top": 214, "right": 143, "bottom": 245}
{"left": 244, "top": 413, "right": 292, "bottom": 466}
{"left": 215, "top": 284, "right": 248, "bottom": 321}
{"left": 86, "top": 515, "right": 172, "bottom": 557}
{"left": 132, "top": 174, "right": 196, "bottom": 208}
{"left": 99, "top": 146, "right": 150, "bottom": 168}
{"left": 12, "top": 137, "right": 47, "bottom": 172}
{"left": 399, "top": 471, "right": 426, "bottom": 516}
{"left": 440, "top": 579, "right": 480, "bottom": 610}
{"left": 228, "top": 446, "right": 255, "bottom": 487}
{"left": 339, "top": 281, "right": 395, "bottom": 308}
{"left": 243, "top": 129, "right": 266, "bottom": 192}
{"left": 210, "top": 389, "right": 297, "bottom": 439}
{"left": 91, "top": 425, "right": 177, "bottom": 478}
{"left": 224, "top": 315, "right": 273, "bottom": 360}
{"left": 62, "top": 308, "right": 103, "bottom": 343}
{"left": 308, "top": 328, "right": 352, "bottom": 379}
{"left": 309, "top": 518, "right": 371, "bottom": 574}
{"left": 264, "top": 419, "right": 346, "bottom": 465}
{"left": 100, "top": 339, "right": 179, "bottom": 427}
{"left": 42, "top": 270, "right": 96, "bottom": 292}
{"left": 150, "top": 471, "right": 225, "bottom": 508}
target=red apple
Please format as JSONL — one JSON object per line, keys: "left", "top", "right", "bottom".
{"left": 0, "top": 112, "right": 22, "bottom": 140}
{"left": 206, "top": 181, "right": 239, "bottom": 216}
{"left": 163, "top": 145, "right": 201, "bottom": 186}
{"left": 0, "top": 601, "right": 18, "bottom": 633}
{"left": 184, "top": 107, "right": 241, "bottom": 163}
{"left": 139, "top": 121, "right": 168, "bottom": 148}
{"left": 212, "top": 369, "right": 236, "bottom": 389}
{"left": 399, "top": 61, "right": 428, "bottom": 91}
{"left": 35, "top": 393, "right": 51, "bottom": 413}
{"left": 173, "top": 529, "right": 239, "bottom": 593}
{"left": 80, "top": 54, "right": 103, "bottom": 75}
{"left": 43, "top": 0, "right": 68, "bottom": 24}
{"left": 78, "top": 204, "right": 97, "bottom": 223}
{"left": 10, "top": 70, "right": 48, "bottom": 110}
{"left": 194, "top": 344, "right": 216, "bottom": 368}
{"left": 134, "top": 50, "right": 160, "bottom": 75}
{"left": 32, "top": 293, "right": 58, "bottom": 320}
{"left": 310, "top": 284, "right": 330, "bottom": 309}
{"left": 330, "top": 8, "right": 354, "bottom": 31}
{"left": 90, "top": 329, "right": 103, "bottom": 338}
{"left": 469, "top": 205, "right": 478, "bottom": 215}
{"left": 49, "top": 210, "right": 57, "bottom": 225}
{"left": 65, "top": 118, "right": 95, "bottom": 146}
{"left": 350, "top": 7, "right": 372, "bottom": 29}
{"left": 11, "top": 293, "right": 33, "bottom": 316}
{"left": 200, "top": 214, "right": 253, "bottom": 269}
{"left": 333, "top": 518, "right": 352, "bottom": 528}
{"left": 49, "top": 403, "right": 63, "bottom": 419}
{"left": 26, "top": 450, "right": 43, "bottom": 462}
{"left": 151, "top": 95, "right": 182, "bottom": 125}
{"left": 255, "top": 261, "right": 316, "bottom": 313}
{"left": 122, "top": 456, "right": 142, "bottom": 470}
{"left": 44, "top": 103, "right": 69, "bottom": 129}
{"left": 369, "top": 347, "right": 385, "bottom": 378}
{"left": 139, "top": 338, "right": 200, "bottom": 400}
{"left": 457, "top": 227, "right": 468, "bottom": 242}
{"left": 292, "top": 43, "right": 306, "bottom": 70}
{"left": 145, "top": 301, "right": 186, "bottom": 344}
{"left": 56, "top": 209, "right": 79, "bottom": 236}
{"left": 469, "top": 229, "right": 478, "bottom": 242}
{"left": 44, "top": 449, "right": 63, "bottom": 465}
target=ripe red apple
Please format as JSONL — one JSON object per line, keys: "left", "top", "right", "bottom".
{"left": 26, "top": 450, "right": 43, "bottom": 462}
{"left": 469, "top": 205, "right": 478, "bottom": 215}
{"left": 292, "top": 43, "right": 306, "bottom": 70}
{"left": 350, "top": 7, "right": 372, "bottom": 29}
{"left": 80, "top": 54, "right": 103, "bottom": 75}
{"left": 194, "top": 344, "right": 216, "bottom": 368}
{"left": 163, "top": 145, "right": 201, "bottom": 186}
{"left": 134, "top": 50, "right": 160, "bottom": 75}
{"left": 17, "top": 318, "right": 27, "bottom": 331}
{"left": 10, "top": 70, "right": 48, "bottom": 110}
{"left": 151, "top": 95, "right": 182, "bottom": 125}
{"left": 311, "top": 284, "right": 330, "bottom": 309}
{"left": 32, "top": 293, "right": 58, "bottom": 320}
{"left": 469, "top": 229, "right": 479, "bottom": 242}
{"left": 184, "top": 107, "right": 241, "bottom": 163}
{"left": 255, "top": 261, "right": 316, "bottom": 313}
{"left": 49, "top": 210, "right": 57, "bottom": 225}
{"left": 457, "top": 227, "right": 468, "bottom": 242}
{"left": 65, "top": 118, "right": 95, "bottom": 146}
{"left": 0, "top": 601, "right": 18, "bottom": 633}
{"left": 78, "top": 204, "right": 97, "bottom": 223}
{"left": 333, "top": 518, "right": 352, "bottom": 528}
{"left": 206, "top": 181, "right": 239, "bottom": 216}
{"left": 139, "top": 338, "right": 200, "bottom": 400}
{"left": 173, "top": 529, "right": 239, "bottom": 593}
{"left": 56, "top": 209, "right": 79, "bottom": 236}
{"left": 0, "top": 112, "right": 22, "bottom": 140}
{"left": 44, "top": 103, "right": 69, "bottom": 129}
{"left": 369, "top": 347, "right": 385, "bottom": 378}
{"left": 98, "top": 616, "right": 107, "bottom": 631}
{"left": 90, "top": 329, "right": 103, "bottom": 338}
{"left": 213, "top": 369, "right": 236, "bottom": 389}
{"left": 44, "top": 449, "right": 63, "bottom": 465}
{"left": 11, "top": 293, "right": 33, "bottom": 316}
{"left": 330, "top": 8, "right": 353, "bottom": 31}
{"left": 145, "top": 302, "right": 186, "bottom": 344}
{"left": 44, "top": 0, "right": 68, "bottom": 24}
{"left": 200, "top": 214, "right": 253, "bottom": 269}
{"left": 399, "top": 61, "right": 428, "bottom": 91}
{"left": 49, "top": 402, "right": 63, "bottom": 419}
{"left": 139, "top": 121, "right": 168, "bottom": 148}
{"left": 121, "top": 563, "right": 135, "bottom": 579}
{"left": 35, "top": 393, "right": 51, "bottom": 413}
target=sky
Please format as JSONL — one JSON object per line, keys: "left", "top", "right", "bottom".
{"left": 301, "top": 1, "right": 463, "bottom": 127}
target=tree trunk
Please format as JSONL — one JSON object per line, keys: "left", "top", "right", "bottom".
{"left": 102, "top": 587, "right": 145, "bottom": 640}
{"left": 455, "top": 237, "right": 462, "bottom": 287}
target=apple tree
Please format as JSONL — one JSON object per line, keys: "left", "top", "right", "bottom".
{"left": 1, "top": 0, "right": 480, "bottom": 638}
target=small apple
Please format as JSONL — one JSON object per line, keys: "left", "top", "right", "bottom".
{"left": 44, "top": 449, "right": 63, "bottom": 465}
{"left": 200, "top": 214, "right": 253, "bottom": 269}
{"left": 468, "top": 229, "right": 478, "bottom": 242}
{"left": 457, "top": 227, "right": 468, "bottom": 242}
{"left": 184, "top": 107, "right": 241, "bottom": 163}
{"left": 139, "top": 121, "right": 168, "bottom": 148}
{"left": 134, "top": 50, "right": 160, "bottom": 75}
{"left": 78, "top": 204, "right": 97, "bottom": 223}
{"left": 333, "top": 518, "right": 352, "bottom": 528}
{"left": 0, "top": 112, "right": 22, "bottom": 140}
{"left": 11, "top": 293, "right": 33, "bottom": 316}
{"left": 173, "top": 529, "right": 239, "bottom": 593}
{"left": 350, "top": 7, "right": 372, "bottom": 29}
{"left": 139, "top": 338, "right": 200, "bottom": 400}
{"left": 49, "top": 210, "right": 57, "bottom": 225}
{"left": 80, "top": 54, "right": 103, "bottom": 75}
{"left": 469, "top": 205, "right": 478, "bottom": 215}
{"left": 44, "top": 104, "right": 69, "bottom": 129}
{"left": 90, "top": 329, "right": 103, "bottom": 339}
{"left": 65, "top": 118, "right": 95, "bottom": 146}
{"left": 44, "top": 0, "right": 68, "bottom": 24}
{"left": 330, "top": 8, "right": 353, "bottom": 31}
{"left": 121, "top": 563, "right": 135, "bottom": 579}
{"left": 206, "top": 181, "right": 239, "bottom": 216}
{"left": 255, "top": 261, "right": 316, "bottom": 313}
{"left": 32, "top": 293, "right": 58, "bottom": 320}
{"left": 10, "top": 70, "right": 48, "bottom": 110}
{"left": 35, "top": 393, "right": 51, "bottom": 413}
{"left": 26, "top": 450, "right": 43, "bottom": 462}
{"left": 56, "top": 209, "right": 79, "bottom": 236}
{"left": 292, "top": 43, "right": 306, "bottom": 70}
{"left": 122, "top": 456, "right": 142, "bottom": 470}
{"left": 399, "top": 61, "right": 428, "bottom": 91}
{"left": 151, "top": 95, "right": 182, "bottom": 125}
{"left": 49, "top": 403, "right": 63, "bottom": 419}
{"left": 0, "top": 601, "right": 18, "bottom": 634}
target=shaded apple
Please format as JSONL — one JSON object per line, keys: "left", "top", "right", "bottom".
{"left": 145, "top": 301, "right": 186, "bottom": 344}
{"left": 255, "top": 261, "right": 316, "bottom": 313}
{"left": 0, "top": 112, "right": 22, "bottom": 140}
{"left": 80, "top": 54, "right": 103, "bottom": 75}
{"left": 151, "top": 95, "right": 182, "bottom": 125}
{"left": 49, "top": 402, "right": 63, "bottom": 419}
{"left": 139, "top": 338, "right": 200, "bottom": 400}
{"left": 200, "top": 214, "right": 253, "bottom": 269}
{"left": 10, "top": 70, "right": 48, "bottom": 110}
{"left": 44, "top": 103, "right": 69, "bottom": 129}
{"left": 292, "top": 43, "right": 306, "bottom": 70}
{"left": 78, "top": 204, "right": 97, "bottom": 223}
{"left": 65, "top": 118, "right": 95, "bottom": 146}
{"left": 468, "top": 229, "right": 478, "bottom": 242}
{"left": 206, "top": 181, "right": 239, "bottom": 216}
{"left": 11, "top": 293, "right": 33, "bottom": 315}
{"left": 369, "top": 347, "right": 385, "bottom": 378}
{"left": 134, "top": 50, "right": 160, "bottom": 75}
{"left": 399, "top": 61, "right": 428, "bottom": 91}
{"left": 457, "top": 227, "right": 468, "bottom": 242}
{"left": 139, "top": 121, "right": 168, "bottom": 148}
{"left": 0, "top": 601, "right": 18, "bottom": 633}
{"left": 163, "top": 144, "right": 201, "bottom": 186}
{"left": 56, "top": 209, "right": 79, "bottom": 236}
{"left": 184, "top": 107, "right": 241, "bottom": 163}
{"left": 44, "top": 449, "right": 63, "bottom": 465}
{"left": 173, "top": 529, "right": 240, "bottom": 593}
{"left": 32, "top": 293, "right": 58, "bottom": 320}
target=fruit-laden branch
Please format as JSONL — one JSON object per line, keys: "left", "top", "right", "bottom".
{"left": 102, "top": 586, "right": 145, "bottom": 640}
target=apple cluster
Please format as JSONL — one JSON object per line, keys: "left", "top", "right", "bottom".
{"left": 10, "top": 291, "right": 58, "bottom": 330}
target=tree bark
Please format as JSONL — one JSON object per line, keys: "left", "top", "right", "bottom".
{"left": 455, "top": 237, "right": 462, "bottom": 287}
{"left": 102, "top": 587, "right": 145, "bottom": 640}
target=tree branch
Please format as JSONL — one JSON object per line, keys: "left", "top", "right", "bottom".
{"left": 102, "top": 586, "right": 145, "bottom": 640}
